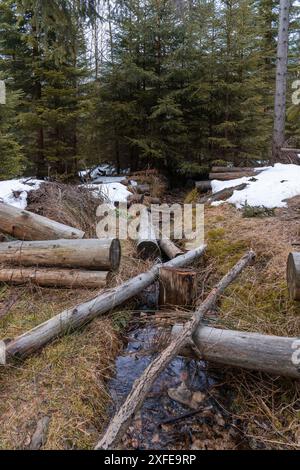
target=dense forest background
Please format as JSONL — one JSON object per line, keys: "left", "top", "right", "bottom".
{"left": 0, "top": 0, "right": 299, "bottom": 181}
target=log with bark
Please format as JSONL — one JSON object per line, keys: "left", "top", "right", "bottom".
{"left": 0, "top": 267, "right": 109, "bottom": 289}
{"left": 0, "top": 202, "right": 85, "bottom": 241}
{"left": 209, "top": 172, "right": 256, "bottom": 181}
{"left": 287, "top": 252, "right": 300, "bottom": 300}
{"left": 195, "top": 181, "right": 212, "bottom": 192}
{"left": 0, "top": 239, "right": 121, "bottom": 271}
{"left": 159, "top": 238, "right": 184, "bottom": 259}
{"left": 95, "top": 250, "right": 255, "bottom": 450}
{"left": 199, "top": 183, "right": 247, "bottom": 204}
{"left": 137, "top": 209, "right": 161, "bottom": 259}
{"left": 1, "top": 245, "right": 206, "bottom": 364}
{"left": 159, "top": 267, "right": 197, "bottom": 308}
{"left": 172, "top": 324, "right": 300, "bottom": 379}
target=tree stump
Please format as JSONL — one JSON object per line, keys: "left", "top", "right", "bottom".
{"left": 159, "top": 267, "right": 197, "bottom": 308}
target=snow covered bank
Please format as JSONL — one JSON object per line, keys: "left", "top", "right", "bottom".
{"left": 211, "top": 164, "right": 300, "bottom": 209}
{"left": 0, "top": 179, "right": 43, "bottom": 209}
{"left": 84, "top": 182, "right": 132, "bottom": 204}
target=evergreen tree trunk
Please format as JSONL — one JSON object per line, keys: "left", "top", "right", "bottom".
{"left": 271, "top": 0, "right": 292, "bottom": 164}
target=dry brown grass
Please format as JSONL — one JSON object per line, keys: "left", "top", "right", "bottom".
{"left": 0, "top": 284, "right": 123, "bottom": 449}
{"left": 190, "top": 203, "right": 300, "bottom": 449}
{"left": 131, "top": 169, "right": 168, "bottom": 198}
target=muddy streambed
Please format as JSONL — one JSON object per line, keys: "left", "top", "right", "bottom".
{"left": 107, "top": 288, "right": 245, "bottom": 450}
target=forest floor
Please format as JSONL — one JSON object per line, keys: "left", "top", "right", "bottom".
{"left": 0, "top": 182, "right": 300, "bottom": 450}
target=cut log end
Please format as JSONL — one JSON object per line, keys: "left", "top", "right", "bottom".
{"left": 137, "top": 241, "right": 161, "bottom": 259}
{"left": 287, "top": 252, "right": 300, "bottom": 301}
{"left": 109, "top": 239, "right": 122, "bottom": 271}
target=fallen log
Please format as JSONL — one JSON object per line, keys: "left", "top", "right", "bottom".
{"left": 287, "top": 252, "right": 300, "bottom": 301}
{"left": 172, "top": 325, "right": 300, "bottom": 379}
{"left": 95, "top": 250, "right": 255, "bottom": 450}
{"left": 137, "top": 209, "right": 161, "bottom": 259}
{"left": 209, "top": 172, "right": 256, "bottom": 181}
{"left": 136, "top": 184, "right": 150, "bottom": 195}
{"left": 211, "top": 167, "right": 258, "bottom": 173}
{"left": 199, "top": 183, "right": 247, "bottom": 204}
{"left": 195, "top": 181, "right": 212, "bottom": 192}
{"left": 159, "top": 238, "right": 184, "bottom": 259}
{"left": 0, "top": 239, "right": 121, "bottom": 271}
{"left": 159, "top": 267, "right": 197, "bottom": 308}
{"left": 0, "top": 202, "right": 85, "bottom": 241}
{"left": 2, "top": 245, "right": 206, "bottom": 363}
{"left": 0, "top": 267, "right": 108, "bottom": 289}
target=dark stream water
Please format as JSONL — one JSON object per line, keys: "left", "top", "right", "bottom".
{"left": 108, "top": 285, "right": 241, "bottom": 450}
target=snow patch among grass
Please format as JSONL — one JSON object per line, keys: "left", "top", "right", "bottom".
{"left": 211, "top": 164, "right": 300, "bottom": 209}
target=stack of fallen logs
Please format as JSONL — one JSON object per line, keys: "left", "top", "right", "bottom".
{"left": 0, "top": 202, "right": 121, "bottom": 289}
{"left": 195, "top": 166, "right": 265, "bottom": 201}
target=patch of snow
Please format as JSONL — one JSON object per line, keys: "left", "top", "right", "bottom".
{"left": 211, "top": 163, "right": 300, "bottom": 209}
{"left": 84, "top": 182, "right": 132, "bottom": 204}
{"left": 0, "top": 178, "right": 43, "bottom": 209}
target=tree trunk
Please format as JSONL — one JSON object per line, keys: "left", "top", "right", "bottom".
{"left": 172, "top": 324, "right": 300, "bottom": 379}
{"left": 287, "top": 252, "right": 300, "bottom": 300}
{"left": 272, "top": 0, "right": 291, "bottom": 164}
{"left": 0, "top": 202, "right": 85, "bottom": 241}
{"left": 95, "top": 251, "right": 255, "bottom": 450}
{"left": 0, "top": 239, "right": 121, "bottom": 271}
{"left": 0, "top": 267, "right": 108, "bottom": 289}
{"left": 159, "top": 239, "right": 184, "bottom": 259}
{"left": 209, "top": 172, "right": 256, "bottom": 181}
{"left": 2, "top": 245, "right": 206, "bottom": 363}
{"left": 137, "top": 209, "right": 161, "bottom": 259}
{"left": 159, "top": 267, "right": 197, "bottom": 308}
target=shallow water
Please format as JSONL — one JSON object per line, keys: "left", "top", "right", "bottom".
{"left": 108, "top": 325, "right": 231, "bottom": 449}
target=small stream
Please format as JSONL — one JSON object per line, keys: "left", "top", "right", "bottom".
{"left": 108, "top": 287, "right": 243, "bottom": 450}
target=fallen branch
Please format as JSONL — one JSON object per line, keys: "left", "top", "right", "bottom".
{"left": 171, "top": 325, "right": 300, "bottom": 379}
{"left": 95, "top": 250, "right": 255, "bottom": 450}
{"left": 199, "top": 183, "right": 247, "bottom": 204}
{"left": 2, "top": 245, "right": 206, "bottom": 363}
{"left": 0, "top": 202, "right": 85, "bottom": 240}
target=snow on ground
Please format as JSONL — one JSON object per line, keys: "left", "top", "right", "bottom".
{"left": 0, "top": 179, "right": 43, "bottom": 209}
{"left": 84, "top": 182, "right": 132, "bottom": 204}
{"left": 211, "top": 163, "right": 300, "bottom": 209}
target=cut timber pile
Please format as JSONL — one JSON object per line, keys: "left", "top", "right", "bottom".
{"left": 287, "top": 252, "right": 300, "bottom": 300}
{"left": 0, "top": 245, "right": 206, "bottom": 363}
{"left": 0, "top": 202, "right": 85, "bottom": 240}
{"left": 0, "top": 239, "right": 121, "bottom": 271}
{"left": 172, "top": 325, "right": 300, "bottom": 379}
{"left": 0, "top": 267, "right": 108, "bottom": 289}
